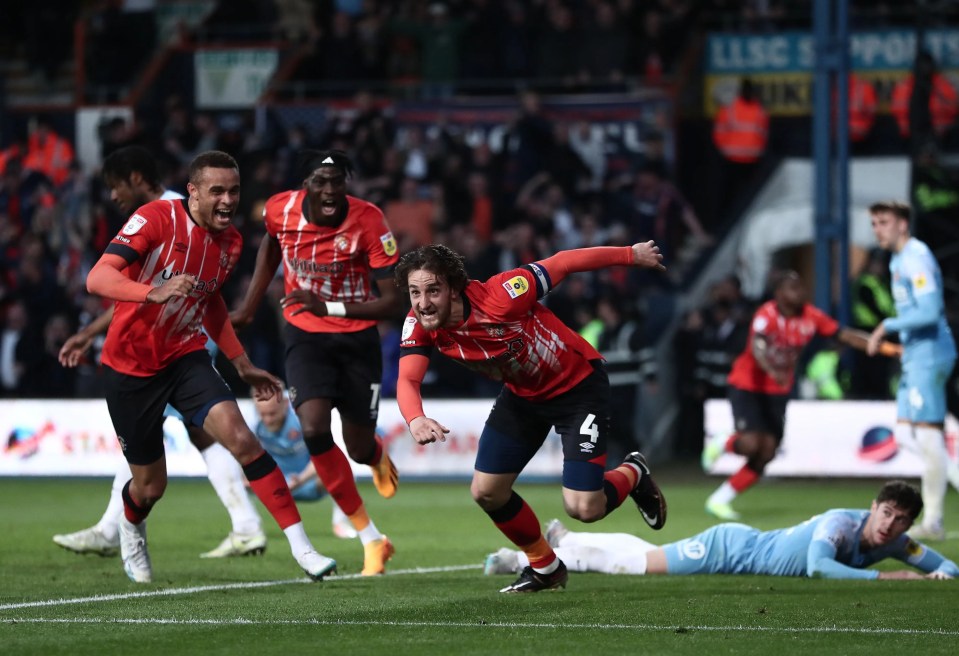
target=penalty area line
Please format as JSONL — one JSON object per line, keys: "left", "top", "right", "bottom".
{"left": 0, "top": 564, "right": 481, "bottom": 611}
{"left": 2, "top": 617, "right": 958, "bottom": 636}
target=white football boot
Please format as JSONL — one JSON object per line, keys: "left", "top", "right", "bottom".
{"left": 53, "top": 526, "right": 120, "bottom": 557}
{"left": 295, "top": 550, "right": 337, "bottom": 580}
{"left": 200, "top": 531, "right": 268, "bottom": 558}
{"left": 119, "top": 518, "right": 153, "bottom": 583}
{"left": 483, "top": 547, "right": 520, "bottom": 576}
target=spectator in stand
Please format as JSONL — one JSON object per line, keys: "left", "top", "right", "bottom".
{"left": 533, "top": 2, "right": 580, "bottom": 92}
{"left": 0, "top": 299, "right": 30, "bottom": 397}
{"left": 23, "top": 116, "right": 75, "bottom": 188}
{"left": 568, "top": 122, "right": 608, "bottom": 193}
{"left": 613, "top": 160, "right": 710, "bottom": 273}
{"left": 891, "top": 50, "right": 958, "bottom": 150}
{"left": 673, "top": 277, "right": 751, "bottom": 459}
{"left": 384, "top": 176, "right": 439, "bottom": 249}
{"left": 502, "top": 91, "right": 555, "bottom": 196}
{"left": 581, "top": 1, "right": 629, "bottom": 90}
{"left": 388, "top": 2, "right": 469, "bottom": 99}
{"left": 711, "top": 77, "right": 769, "bottom": 226}
{"left": 846, "top": 73, "right": 879, "bottom": 152}
{"left": 848, "top": 248, "right": 897, "bottom": 400}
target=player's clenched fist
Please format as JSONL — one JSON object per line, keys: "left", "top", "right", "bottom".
{"left": 631, "top": 240, "right": 666, "bottom": 271}
{"left": 146, "top": 273, "right": 196, "bottom": 304}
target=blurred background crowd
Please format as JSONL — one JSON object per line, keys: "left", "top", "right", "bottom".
{"left": 1, "top": 0, "right": 958, "bottom": 461}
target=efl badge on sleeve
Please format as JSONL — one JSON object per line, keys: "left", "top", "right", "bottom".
{"left": 122, "top": 214, "right": 147, "bottom": 236}
{"left": 502, "top": 276, "right": 529, "bottom": 299}
{"left": 380, "top": 232, "right": 398, "bottom": 256}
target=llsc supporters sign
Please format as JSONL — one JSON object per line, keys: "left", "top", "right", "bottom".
{"left": 0, "top": 399, "right": 562, "bottom": 480}
{"left": 704, "top": 399, "right": 959, "bottom": 477}
{"left": 704, "top": 29, "right": 959, "bottom": 115}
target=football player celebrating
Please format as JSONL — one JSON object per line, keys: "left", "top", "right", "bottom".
{"left": 231, "top": 150, "right": 400, "bottom": 575}
{"left": 394, "top": 241, "right": 669, "bottom": 593}
{"left": 87, "top": 150, "right": 335, "bottom": 583}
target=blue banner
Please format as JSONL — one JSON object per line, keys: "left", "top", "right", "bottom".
{"left": 707, "top": 29, "right": 959, "bottom": 73}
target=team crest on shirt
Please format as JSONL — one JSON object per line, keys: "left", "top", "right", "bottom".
{"left": 334, "top": 235, "right": 350, "bottom": 252}
{"left": 502, "top": 276, "right": 529, "bottom": 299}
{"left": 121, "top": 214, "right": 147, "bottom": 235}
{"left": 380, "top": 232, "right": 397, "bottom": 256}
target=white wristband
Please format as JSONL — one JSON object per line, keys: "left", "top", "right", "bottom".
{"left": 325, "top": 301, "right": 347, "bottom": 317}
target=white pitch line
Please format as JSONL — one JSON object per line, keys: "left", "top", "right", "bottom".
{"left": 2, "top": 618, "right": 958, "bottom": 636}
{"left": 0, "top": 564, "right": 480, "bottom": 611}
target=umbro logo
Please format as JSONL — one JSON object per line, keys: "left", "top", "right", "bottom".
{"left": 579, "top": 441, "right": 595, "bottom": 453}
{"left": 174, "top": 242, "right": 188, "bottom": 252}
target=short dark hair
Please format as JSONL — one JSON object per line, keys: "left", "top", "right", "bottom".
{"left": 395, "top": 244, "right": 469, "bottom": 293}
{"left": 102, "top": 146, "right": 160, "bottom": 187}
{"left": 876, "top": 480, "right": 923, "bottom": 519}
{"left": 868, "top": 200, "right": 911, "bottom": 222}
{"left": 188, "top": 150, "right": 239, "bottom": 185}
{"left": 297, "top": 149, "right": 355, "bottom": 182}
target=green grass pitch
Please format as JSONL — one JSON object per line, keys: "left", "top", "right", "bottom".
{"left": 1, "top": 472, "right": 958, "bottom": 655}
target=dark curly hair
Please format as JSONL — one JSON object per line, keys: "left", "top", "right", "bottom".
{"left": 395, "top": 244, "right": 469, "bottom": 293}
{"left": 876, "top": 480, "right": 923, "bottom": 520}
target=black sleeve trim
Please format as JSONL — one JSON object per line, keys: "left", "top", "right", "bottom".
{"left": 400, "top": 345, "right": 433, "bottom": 358}
{"left": 104, "top": 243, "right": 140, "bottom": 264}
{"left": 372, "top": 263, "right": 397, "bottom": 280}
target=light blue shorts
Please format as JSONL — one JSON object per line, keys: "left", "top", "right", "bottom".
{"left": 898, "top": 356, "right": 955, "bottom": 424}
{"left": 662, "top": 524, "right": 759, "bottom": 575}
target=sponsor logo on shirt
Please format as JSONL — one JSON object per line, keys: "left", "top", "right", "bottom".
{"left": 380, "top": 232, "right": 397, "bottom": 256}
{"left": 914, "top": 273, "right": 927, "bottom": 289}
{"left": 502, "top": 276, "right": 529, "bottom": 299}
{"left": 579, "top": 441, "right": 595, "bottom": 453}
{"left": 121, "top": 214, "right": 147, "bottom": 236}
{"left": 114, "top": 235, "right": 131, "bottom": 244}
{"left": 905, "top": 539, "right": 923, "bottom": 556}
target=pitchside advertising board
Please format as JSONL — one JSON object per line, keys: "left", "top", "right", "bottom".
{"left": 705, "top": 28, "right": 959, "bottom": 116}
{"left": 0, "top": 400, "right": 561, "bottom": 479}
{"left": 704, "top": 399, "right": 959, "bottom": 477}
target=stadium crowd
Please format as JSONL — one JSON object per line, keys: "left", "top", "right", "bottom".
{"left": 2, "top": 0, "right": 958, "bottom": 464}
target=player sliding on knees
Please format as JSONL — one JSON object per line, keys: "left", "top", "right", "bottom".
{"left": 394, "top": 240, "right": 669, "bottom": 593}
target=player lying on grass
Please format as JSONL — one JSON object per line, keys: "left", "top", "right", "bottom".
{"left": 485, "top": 480, "right": 957, "bottom": 580}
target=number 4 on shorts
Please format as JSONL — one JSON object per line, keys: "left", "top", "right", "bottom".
{"left": 580, "top": 413, "right": 598, "bottom": 443}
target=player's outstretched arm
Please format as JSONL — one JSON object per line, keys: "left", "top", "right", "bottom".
{"left": 231, "top": 233, "right": 282, "bottom": 328}
{"left": 535, "top": 241, "right": 666, "bottom": 287}
{"left": 58, "top": 306, "right": 115, "bottom": 367}
{"left": 837, "top": 327, "right": 901, "bottom": 358}
{"left": 397, "top": 353, "right": 449, "bottom": 444}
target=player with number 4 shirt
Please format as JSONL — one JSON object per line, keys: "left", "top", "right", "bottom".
{"left": 394, "top": 240, "right": 670, "bottom": 593}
